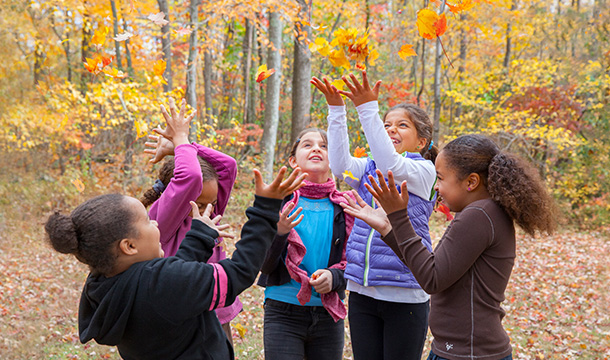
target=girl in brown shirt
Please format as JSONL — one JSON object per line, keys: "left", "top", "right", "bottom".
{"left": 341, "top": 134, "right": 556, "bottom": 360}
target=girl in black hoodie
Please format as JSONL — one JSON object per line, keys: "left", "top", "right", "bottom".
{"left": 44, "top": 167, "right": 306, "bottom": 360}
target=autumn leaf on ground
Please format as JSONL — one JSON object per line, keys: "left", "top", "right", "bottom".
{"left": 446, "top": 0, "right": 475, "bottom": 13}
{"left": 398, "top": 44, "right": 417, "bottom": 59}
{"left": 353, "top": 146, "right": 368, "bottom": 158}
{"left": 112, "top": 32, "right": 133, "bottom": 42}
{"left": 148, "top": 12, "right": 169, "bottom": 26}
{"left": 91, "top": 27, "right": 109, "bottom": 49}
{"left": 71, "top": 178, "right": 85, "bottom": 193}
{"left": 255, "top": 64, "right": 275, "bottom": 83}
{"left": 174, "top": 27, "right": 193, "bottom": 36}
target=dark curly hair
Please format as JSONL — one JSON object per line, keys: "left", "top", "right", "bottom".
{"left": 383, "top": 103, "right": 438, "bottom": 163}
{"left": 140, "top": 156, "right": 218, "bottom": 208}
{"left": 44, "top": 194, "right": 136, "bottom": 276}
{"left": 442, "top": 134, "right": 556, "bottom": 235}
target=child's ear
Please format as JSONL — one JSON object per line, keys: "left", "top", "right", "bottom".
{"left": 418, "top": 137, "right": 427, "bottom": 151}
{"left": 466, "top": 173, "right": 482, "bottom": 191}
{"left": 118, "top": 238, "right": 138, "bottom": 256}
{"left": 288, "top": 156, "right": 298, "bottom": 169}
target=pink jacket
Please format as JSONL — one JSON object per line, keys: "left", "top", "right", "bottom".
{"left": 148, "top": 143, "right": 242, "bottom": 324}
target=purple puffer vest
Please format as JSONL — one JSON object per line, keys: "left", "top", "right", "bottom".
{"left": 344, "top": 155, "right": 435, "bottom": 288}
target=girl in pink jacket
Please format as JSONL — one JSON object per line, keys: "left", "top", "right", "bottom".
{"left": 140, "top": 98, "right": 242, "bottom": 345}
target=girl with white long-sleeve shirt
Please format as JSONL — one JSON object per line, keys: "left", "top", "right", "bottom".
{"left": 312, "top": 72, "right": 438, "bottom": 360}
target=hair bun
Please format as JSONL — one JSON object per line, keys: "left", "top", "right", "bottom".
{"left": 44, "top": 212, "right": 79, "bottom": 254}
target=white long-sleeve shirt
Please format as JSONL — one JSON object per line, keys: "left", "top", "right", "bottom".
{"left": 327, "top": 101, "right": 436, "bottom": 200}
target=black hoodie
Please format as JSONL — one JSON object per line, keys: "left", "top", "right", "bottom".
{"left": 78, "top": 196, "right": 282, "bottom": 360}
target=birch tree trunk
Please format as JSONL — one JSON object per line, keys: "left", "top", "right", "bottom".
{"left": 203, "top": 47, "right": 214, "bottom": 125}
{"left": 157, "top": 0, "right": 172, "bottom": 91}
{"left": 186, "top": 0, "right": 200, "bottom": 141}
{"left": 291, "top": 0, "right": 312, "bottom": 143}
{"left": 261, "top": 11, "right": 282, "bottom": 182}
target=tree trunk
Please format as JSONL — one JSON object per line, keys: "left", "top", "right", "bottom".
{"left": 291, "top": 0, "right": 312, "bottom": 143}
{"left": 248, "top": 28, "right": 260, "bottom": 124}
{"left": 221, "top": 21, "right": 235, "bottom": 121}
{"left": 81, "top": 6, "right": 93, "bottom": 94}
{"left": 186, "top": 0, "right": 200, "bottom": 141}
{"left": 50, "top": 15, "right": 72, "bottom": 83}
{"left": 455, "top": 13, "right": 468, "bottom": 120}
{"left": 203, "top": 47, "right": 214, "bottom": 125}
{"left": 110, "top": 0, "right": 123, "bottom": 70}
{"left": 121, "top": 13, "right": 134, "bottom": 77}
{"left": 242, "top": 19, "right": 254, "bottom": 123}
{"left": 261, "top": 11, "right": 283, "bottom": 182}
{"left": 503, "top": 1, "right": 516, "bottom": 69}
{"left": 157, "top": 0, "right": 172, "bottom": 91}
{"left": 432, "top": 1, "right": 446, "bottom": 143}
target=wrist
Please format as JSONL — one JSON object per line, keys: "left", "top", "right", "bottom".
{"left": 173, "top": 135, "right": 190, "bottom": 146}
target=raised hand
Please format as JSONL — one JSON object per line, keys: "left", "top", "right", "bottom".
{"left": 154, "top": 98, "right": 195, "bottom": 147}
{"left": 341, "top": 190, "right": 392, "bottom": 236}
{"left": 190, "top": 202, "right": 234, "bottom": 240}
{"left": 365, "top": 169, "right": 410, "bottom": 215}
{"left": 309, "top": 269, "right": 333, "bottom": 294}
{"left": 253, "top": 166, "right": 308, "bottom": 200}
{"left": 311, "top": 76, "right": 344, "bottom": 106}
{"left": 338, "top": 70, "right": 381, "bottom": 107}
{"left": 277, "top": 202, "right": 304, "bottom": 236}
{"left": 144, "top": 130, "right": 175, "bottom": 164}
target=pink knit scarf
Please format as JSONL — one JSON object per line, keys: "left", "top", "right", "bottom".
{"left": 283, "top": 178, "right": 355, "bottom": 322}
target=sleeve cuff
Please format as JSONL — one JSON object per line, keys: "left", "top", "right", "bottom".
{"left": 356, "top": 100, "right": 379, "bottom": 113}
{"left": 387, "top": 209, "right": 418, "bottom": 239}
{"left": 328, "top": 105, "right": 346, "bottom": 113}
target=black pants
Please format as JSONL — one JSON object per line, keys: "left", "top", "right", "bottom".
{"left": 348, "top": 292, "right": 429, "bottom": 360}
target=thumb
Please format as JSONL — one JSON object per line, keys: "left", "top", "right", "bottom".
{"left": 253, "top": 169, "right": 263, "bottom": 191}
{"left": 373, "top": 80, "right": 382, "bottom": 97}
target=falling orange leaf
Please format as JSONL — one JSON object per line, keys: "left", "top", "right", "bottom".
{"left": 255, "top": 64, "right": 276, "bottom": 83}
{"left": 103, "top": 67, "right": 128, "bottom": 79}
{"left": 435, "top": 13, "right": 448, "bottom": 37}
{"left": 353, "top": 146, "right": 368, "bottom": 158}
{"left": 398, "top": 44, "right": 417, "bottom": 59}
{"left": 435, "top": 202, "right": 454, "bottom": 221}
{"left": 91, "top": 27, "right": 109, "bottom": 48}
{"left": 153, "top": 59, "right": 166, "bottom": 77}
{"left": 328, "top": 49, "right": 350, "bottom": 69}
{"left": 342, "top": 170, "right": 358, "bottom": 182}
{"left": 446, "top": 0, "right": 475, "bottom": 13}
{"left": 233, "top": 322, "right": 247, "bottom": 338}
{"left": 416, "top": 9, "right": 440, "bottom": 40}
{"left": 330, "top": 79, "right": 345, "bottom": 91}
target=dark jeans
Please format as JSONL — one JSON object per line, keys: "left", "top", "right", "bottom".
{"left": 263, "top": 298, "right": 344, "bottom": 360}
{"left": 348, "top": 292, "right": 429, "bottom": 360}
{"left": 427, "top": 351, "right": 513, "bottom": 360}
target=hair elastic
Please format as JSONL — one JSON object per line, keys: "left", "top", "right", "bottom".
{"left": 428, "top": 140, "right": 434, "bottom": 150}
{"left": 153, "top": 179, "right": 166, "bottom": 195}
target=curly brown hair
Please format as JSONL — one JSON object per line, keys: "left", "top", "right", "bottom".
{"left": 383, "top": 103, "right": 438, "bottom": 163}
{"left": 140, "top": 156, "right": 218, "bottom": 208}
{"left": 442, "top": 134, "right": 556, "bottom": 235}
{"left": 44, "top": 194, "right": 135, "bottom": 276}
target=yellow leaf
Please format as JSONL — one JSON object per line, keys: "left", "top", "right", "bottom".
{"left": 329, "top": 49, "right": 350, "bottom": 69}
{"left": 331, "top": 79, "right": 345, "bottom": 91}
{"left": 342, "top": 170, "right": 358, "bottom": 181}
{"left": 398, "top": 44, "right": 417, "bottom": 59}
{"left": 91, "top": 26, "right": 109, "bottom": 48}
{"left": 153, "top": 59, "right": 166, "bottom": 77}
{"left": 255, "top": 64, "right": 276, "bottom": 83}
{"left": 233, "top": 322, "right": 247, "bottom": 338}
{"left": 416, "top": 8, "right": 439, "bottom": 40}
{"left": 309, "top": 37, "right": 331, "bottom": 57}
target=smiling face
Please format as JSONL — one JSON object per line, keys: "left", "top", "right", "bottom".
{"left": 434, "top": 151, "right": 470, "bottom": 213}
{"left": 124, "top": 196, "right": 164, "bottom": 260}
{"left": 288, "top": 131, "right": 330, "bottom": 184}
{"left": 384, "top": 109, "right": 427, "bottom": 154}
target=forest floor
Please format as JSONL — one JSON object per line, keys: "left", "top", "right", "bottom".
{"left": 1, "top": 168, "right": 610, "bottom": 359}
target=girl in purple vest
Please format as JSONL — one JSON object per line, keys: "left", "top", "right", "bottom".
{"left": 257, "top": 128, "right": 356, "bottom": 360}
{"left": 139, "top": 98, "right": 242, "bottom": 345}
{"left": 312, "top": 71, "right": 437, "bottom": 360}
{"left": 341, "top": 134, "right": 556, "bottom": 360}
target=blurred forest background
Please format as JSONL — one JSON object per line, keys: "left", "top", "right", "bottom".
{"left": 0, "top": 0, "right": 609, "bottom": 358}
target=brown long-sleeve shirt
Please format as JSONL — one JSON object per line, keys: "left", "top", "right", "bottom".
{"left": 383, "top": 198, "right": 515, "bottom": 360}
